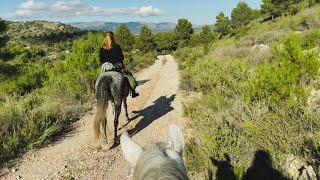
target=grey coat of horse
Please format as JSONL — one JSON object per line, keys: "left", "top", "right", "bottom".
{"left": 94, "top": 70, "right": 130, "bottom": 145}
{"left": 121, "top": 124, "right": 189, "bottom": 180}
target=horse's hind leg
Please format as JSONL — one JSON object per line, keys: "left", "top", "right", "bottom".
{"left": 123, "top": 98, "right": 130, "bottom": 121}
{"left": 102, "top": 116, "right": 107, "bottom": 144}
{"left": 113, "top": 103, "right": 122, "bottom": 146}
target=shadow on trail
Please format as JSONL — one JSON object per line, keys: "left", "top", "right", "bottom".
{"left": 126, "top": 94, "right": 175, "bottom": 136}
{"left": 136, "top": 79, "right": 150, "bottom": 86}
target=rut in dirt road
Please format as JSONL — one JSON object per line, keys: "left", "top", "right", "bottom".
{"left": 1, "top": 55, "right": 188, "bottom": 180}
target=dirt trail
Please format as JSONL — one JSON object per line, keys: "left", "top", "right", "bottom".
{"left": 1, "top": 55, "right": 188, "bottom": 180}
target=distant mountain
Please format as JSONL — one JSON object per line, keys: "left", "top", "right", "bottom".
{"left": 67, "top": 21, "right": 178, "bottom": 34}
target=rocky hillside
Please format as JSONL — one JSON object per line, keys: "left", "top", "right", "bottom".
{"left": 1, "top": 20, "right": 88, "bottom": 64}
{"left": 6, "top": 21, "right": 85, "bottom": 43}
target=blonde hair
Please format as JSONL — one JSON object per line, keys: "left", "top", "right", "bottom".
{"left": 102, "top": 31, "right": 115, "bottom": 50}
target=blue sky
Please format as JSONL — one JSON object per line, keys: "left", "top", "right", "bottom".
{"left": 0, "top": 0, "right": 262, "bottom": 25}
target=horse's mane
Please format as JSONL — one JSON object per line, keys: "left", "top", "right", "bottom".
{"left": 133, "top": 142, "right": 189, "bottom": 180}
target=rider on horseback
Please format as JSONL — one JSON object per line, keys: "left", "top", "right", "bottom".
{"left": 99, "top": 31, "right": 139, "bottom": 98}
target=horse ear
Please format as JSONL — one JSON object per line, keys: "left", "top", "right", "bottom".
{"left": 120, "top": 131, "right": 142, "bottom": 167}
{"left": 167, "top": 124, "right": 185, "bottom": 154}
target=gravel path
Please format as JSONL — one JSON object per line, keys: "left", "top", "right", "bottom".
{"left": 1, "top": 55, "right": 188, "bottom": 180}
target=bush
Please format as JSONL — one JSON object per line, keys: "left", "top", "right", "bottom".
{"left": 246, "top": 33, "right": 320, "bottom": 109}
{"left": 45, "top": 32, "right": 101, "bottom": 98}
{"left": 0, "top": 63, "right": 47, "bottom": 95}
{"left": 239, "top": 31, "right": 287, "bottom": 47}
{"left": 0, "top": 91, "right": 90, "bottom": 162}
{"left": 126, "top": 51, "right": 157, "bottom": 72}
{"left": 298, "top": 6, "right": 320, "bottom": 30}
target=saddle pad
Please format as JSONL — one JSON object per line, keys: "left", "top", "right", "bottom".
{"left": 125, "top": 74, "right": 137, "bottom": 89}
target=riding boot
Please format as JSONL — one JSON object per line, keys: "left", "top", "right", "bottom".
{"left": 131, "top": 89, "right": 139, "bottom": 98}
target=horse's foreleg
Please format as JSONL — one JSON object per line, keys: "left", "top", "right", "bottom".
{"left": 123, "top": 98, "right": 130, "bottom": 121}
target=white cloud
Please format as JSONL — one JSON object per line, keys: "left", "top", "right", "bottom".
{"left": 19, "top": 1, "right": 47, "bottom": 10}
{"left": 135, "top": 6, "right": 163, "bottom": 17}
{"left": 16, "top": 9, "right": 33, "bottom": 16}
{"left": 51, "top": 1, "right": 86, "bottom": 12}
{"left": 4, "top": 1, "right": 164, "bottom": 20}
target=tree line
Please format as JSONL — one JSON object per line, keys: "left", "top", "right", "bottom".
{"left": 215, "top": 0, "right": 320, "bottom": 39}
{"left": 112, "top": 0, "right": 320, "bottom": 55}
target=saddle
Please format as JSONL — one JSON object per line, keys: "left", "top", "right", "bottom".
{"left": 100, "top": 62, "right": 123, "bottom": 75}
{"left": 100, "top": 62, "right": 137, "bottom": 90}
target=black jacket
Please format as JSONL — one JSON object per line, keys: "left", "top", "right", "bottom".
{"left": 99, "top": 44, "right": 124, "bottom": 65}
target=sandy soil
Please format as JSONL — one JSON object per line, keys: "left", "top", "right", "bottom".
{"left": 0, "top": 55, "right": 189, "bottom": 180}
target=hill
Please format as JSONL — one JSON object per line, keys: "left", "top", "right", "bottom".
{"left": 6, "top": 20, "right": 85, "bottom": 43}
{"left": 1, "top": 20, "right": 88, "bottom": 64}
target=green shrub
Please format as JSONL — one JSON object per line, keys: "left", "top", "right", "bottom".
{"left": 302, "top": 30, "right": 320, "bottom": 49}
{"left": 299, "top": 5, "right": 320, "bottom": 30}
{"left": 127, "top": 51, "right": 157, "bottom": 72}
{"left": 0, "top": 63, "right": 47, "bottom": 95}
{"left": 45, "top": 32, "right": 101, "bottom": 98}
{"left": 0, "top": 91, "right": 90, "bottom": 162}
{"left": 246, "top": 33, "right": 320, "bottom": 109}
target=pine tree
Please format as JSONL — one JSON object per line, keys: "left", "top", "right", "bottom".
{"left": 115, "top": 24, "right": 134, "bottom": 52}
{"left": 199, "top": 25, "right": 214, "bottom": 44}
{"left": 0, "top": 18, "right": 8, "bottom": 49}
{"left": 135, "top": 25, "right": 155, "bottom": 53}
{"left": 261, "top": 0, "right": 303, "bottom": 19}
{"left": 154, "top": 32, "right": 178, "bottom": 53}
{"left": 189, "top": 25, "right": 215, "bottom": 46}
{"left": 231, "top": 2, "right": 254, "bottom": 29}
{"left": 261, "top": 0, "right": 287, "bottom": 19}
{"left": 214, "top": 12, "right": 231, "bottom": 38}
{"left": 174, "top": 19, "right": 194, "bottom": 48}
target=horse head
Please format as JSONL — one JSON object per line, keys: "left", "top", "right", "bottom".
{"left": 120, "top": 124, "right": 189, "bottom": 180}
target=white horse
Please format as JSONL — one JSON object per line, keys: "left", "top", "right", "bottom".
{"left": 120, "top": 124, "right": 189, "bottom": 180}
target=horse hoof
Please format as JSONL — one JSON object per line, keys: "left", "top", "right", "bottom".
{"left": 109, "top": 138, "right": 120, "bottom": 149}
{"left": 110, "top": 142, "right": 117, "bottom": 149}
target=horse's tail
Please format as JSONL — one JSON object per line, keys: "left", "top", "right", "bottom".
{"left": 94, "top": 75, "right": 109, "bottom": 140}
